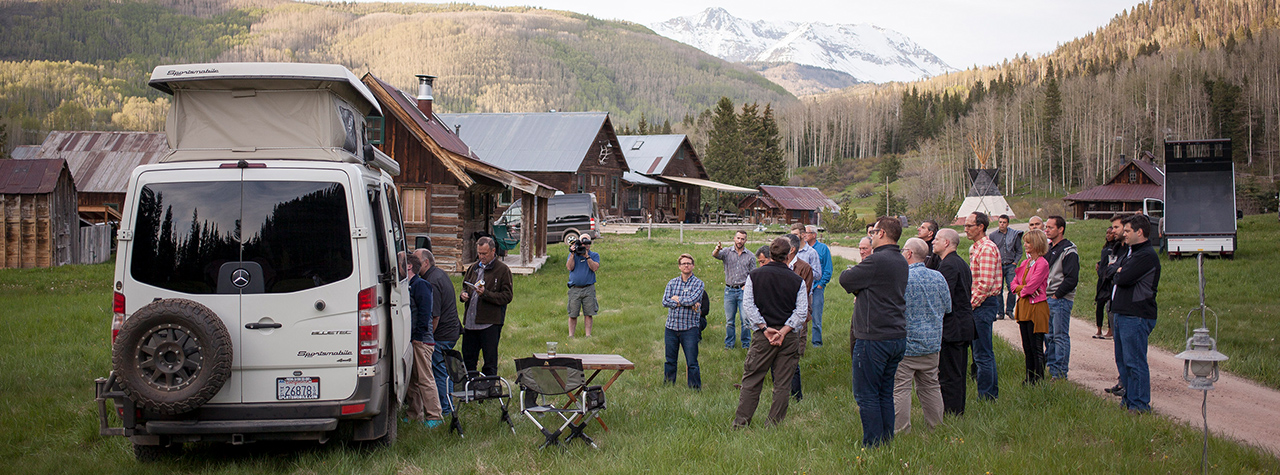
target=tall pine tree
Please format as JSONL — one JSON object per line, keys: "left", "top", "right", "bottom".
{"left": 705, "top": 97, "right": 742, "bottom": 186}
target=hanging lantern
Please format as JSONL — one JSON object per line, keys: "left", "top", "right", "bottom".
{"left": 1174, "top": 327, "right": 1229, "bottom": 391}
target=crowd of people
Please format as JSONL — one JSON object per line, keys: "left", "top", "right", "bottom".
{"left": 398, "top": 213, "right": 1162, "bottom": 444}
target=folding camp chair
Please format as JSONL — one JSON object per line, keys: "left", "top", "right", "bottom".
{"left": 441, "top": 348, "right": 515, "bottom": 437}
{"left": 514, "top": 357, "right": 606, "bottom": 449}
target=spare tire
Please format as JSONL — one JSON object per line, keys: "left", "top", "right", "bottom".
{"left": 112, "top": 298, "right": 233, "bottom": 415}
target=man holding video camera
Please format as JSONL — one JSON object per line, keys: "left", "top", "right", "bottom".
{"left": 567, "top": 235, "right": 601, "bottom": 337}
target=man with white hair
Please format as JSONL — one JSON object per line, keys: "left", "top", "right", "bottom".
{"left": 858, "top": 236, "right": 873, "bottom": 262}
{"left": 893, "top": 238, "right": 950, "bottom": 433}
{"left": 933, "top": 229, "right": 974, "bottom": 416}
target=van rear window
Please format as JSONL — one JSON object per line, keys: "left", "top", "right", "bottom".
{"left": 131, "top": 181, "right": 353, "bottom": 294}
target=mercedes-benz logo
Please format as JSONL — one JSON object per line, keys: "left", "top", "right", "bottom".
{"left": 231, "top": 269, "right": 251, "bottom": 288}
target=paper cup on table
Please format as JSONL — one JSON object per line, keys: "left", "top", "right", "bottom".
{"left": 547, "top": 342, "right": 558, "bottom": 356}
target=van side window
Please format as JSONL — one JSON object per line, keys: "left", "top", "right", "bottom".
{"left": 384, "top": 183, "right": 408, "bottom": 282}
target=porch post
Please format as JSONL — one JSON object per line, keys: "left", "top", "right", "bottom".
{"left": 520, "top": 191, "right": 534, "bottom": 264}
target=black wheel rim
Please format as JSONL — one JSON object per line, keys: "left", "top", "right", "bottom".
{"left": 134, "top": 323, "right": 204, "bottom": 391}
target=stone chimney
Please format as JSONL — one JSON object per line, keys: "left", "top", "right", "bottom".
{"left": 415, "top": 74, "right": 436, "bottom": 118}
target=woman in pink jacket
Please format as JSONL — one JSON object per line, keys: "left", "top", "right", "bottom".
{"left": 1012, "top": 229, "right": 1050, "bottom": 385}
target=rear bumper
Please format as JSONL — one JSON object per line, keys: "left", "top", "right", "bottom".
{"left": 95, "top": 367, "right": 387, "bottom": 444}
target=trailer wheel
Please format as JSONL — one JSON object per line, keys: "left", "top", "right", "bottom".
{"left": 112, "top": 299, "right": 232, "bottom": 415}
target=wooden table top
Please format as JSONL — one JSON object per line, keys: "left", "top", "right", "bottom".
{"left": 531, "top": 353, "right": 635, "bottom": 370}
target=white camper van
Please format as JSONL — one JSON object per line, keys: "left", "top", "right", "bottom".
{"left": 94, "top": 63, "right": 413, "bottom": 461}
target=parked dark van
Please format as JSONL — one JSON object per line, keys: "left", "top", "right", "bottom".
{"left": 496, "top": 193, "right": 602, "bottom": 244}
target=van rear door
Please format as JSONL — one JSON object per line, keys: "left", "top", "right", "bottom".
{"left": 238, "top": 168, "right": 360, "bottom": 403}
{"left": 124, "top": 168, "right": 247, "bottom": 404}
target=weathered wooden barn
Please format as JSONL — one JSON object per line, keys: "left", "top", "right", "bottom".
{"left": 1, "top": 159, "right": 78, "bottom": 268}
{"left": 363, "top": 74, "right": 557, "bottom": 271}
{"left": 739, "top": 185, "right": 839, "bottom": 226}
{"left": 437, "top": 111, "right": 630, "bottom": 217}
{"left": 1063, "top": 156, "right": 1165, "bottom": 220}
{"left": 21, "top": 131, "right": 168, "bottom": 224}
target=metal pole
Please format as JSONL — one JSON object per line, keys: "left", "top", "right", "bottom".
{"left": 647, "top": 215, "right": 652, "bottom": 240}
{"left": 680, "top": 221, "right": 684, "bottom": 244}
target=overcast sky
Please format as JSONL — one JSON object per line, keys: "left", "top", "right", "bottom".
{"left": 453, "top": 0, "right": 1144, "bottom": 68}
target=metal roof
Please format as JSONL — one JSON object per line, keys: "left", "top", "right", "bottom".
{"left": 1066, "top": 159, "right": 1165, "bottom": 203}
{"left": 0, "top": 159, "right": 70, "bottom": 194}
{"left": 9, "top": 145, "right": 39, "bottom": 160}
{"left": 437, "top": 112, "right": 611, "bottom": 173}
{"left": 617, "top": 134, "right": 703, "bottom": 176}
{"left": 623, "top": 171, "right": 666, "bottom": 186}
{"left": 1064, "top": 183, "right": 1163, "bottom": 203}
{"left": 757, "top": 185, "right": 840, "bottom": 212}
{"left": 22, "top": 131, "right": 168, "bottom": 194}
{"left": 361, "top": 75, "right": 556, "bottom": 197}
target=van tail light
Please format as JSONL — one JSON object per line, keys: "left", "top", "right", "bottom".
{"left": 590, "top": 217, "right": 596, "bottom": 231}
{"left": 111, "top": 292, "right": 126, "bottom": 342}
{"left": 357, "top": 286, "right": 379, "bottom": 367}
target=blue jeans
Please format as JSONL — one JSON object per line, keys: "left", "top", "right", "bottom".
{"left": 665, "top": 327, "right": 701, "bottom": 388}
{"left": 1001, "top": 263, "right": 1017, "bottom": 317}
{"left": 811, "top": 285, "right": 826, "bottom": 345}
{"left": 724, "top": 287, "right": 750, "bottom": 349}
{"left": 432, "top": 340, "right": 455, "bottom": 414}
{"left": 852, "top": 338, "right": 905, "bottom": 447}
{"left": 1045, "top": 297, "right": 1073, "bottom": 378}
{"left": 973, "top": 296, "right": 999, "bottom": 400}
{"left": 1113, "top": 315, "right": 1156, "bottom": 412}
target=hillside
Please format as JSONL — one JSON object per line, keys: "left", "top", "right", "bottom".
{"left": 0, "top": 0, "right": 794, "bottom": 152}
{"left": 785, "top": 0, "right": 1280, "bottom": 216}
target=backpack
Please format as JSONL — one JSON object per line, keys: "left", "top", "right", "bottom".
{"left": 698, "top": 289, "right": 710, "bottom": 331}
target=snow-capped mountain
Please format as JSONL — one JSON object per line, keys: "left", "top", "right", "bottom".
{"left": 651, "top": 7, "right": 955, "bottom": 85}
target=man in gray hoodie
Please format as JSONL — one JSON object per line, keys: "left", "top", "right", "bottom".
{"left": 839, "top": 216, "right": 908, "bottom": 447}
{"left": 1043, "top": 216, "right": 1079, "bottom": 380}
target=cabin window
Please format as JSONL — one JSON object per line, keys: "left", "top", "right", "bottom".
{"left": 401, "top": 188, "right": 427, "bottom": 224}
{"left": 1128, "top": 170, "right": 1138, "bottom": 183}
{"left": 499, "top": 188, "right": 512, "bottom": 206}
{"left": 627, "top": 189, "right": 641, "bottom": 210}
{"left": 577, "top": 174, "right": 586, "bottom": 193}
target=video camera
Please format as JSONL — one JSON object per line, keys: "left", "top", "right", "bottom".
{"left": 567, "top": 234, "right": 588, "bottom": 256}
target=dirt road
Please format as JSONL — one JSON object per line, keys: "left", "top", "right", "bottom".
{"left": 829, "top": 244, "right": 1280, "bottom": 457}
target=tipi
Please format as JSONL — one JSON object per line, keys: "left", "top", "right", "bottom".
{"left": 953, "top": 134, "right": 1015, "bottom": 224}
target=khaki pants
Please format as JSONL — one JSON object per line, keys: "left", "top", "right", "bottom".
{"left": 406, "top": 341, "right": 443, "bottom": 421}
{"left": 733, "top": 329, "right": 800, "bottom": 427}
{"left": 893, "top": 353, "right": 942, "bottom": 434}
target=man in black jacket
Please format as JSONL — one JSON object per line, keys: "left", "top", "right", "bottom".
{"left": 933, "top": 228, "right": 974, "bottom": 416}
{"left": 1093, "top": 216, "right": 1124, "bottom": 339}
{"left": 1109, "top": 214, "right": 1161, "bottom": 413}
{"left": 839, "top": 216, "right": 908, "bottom": 447}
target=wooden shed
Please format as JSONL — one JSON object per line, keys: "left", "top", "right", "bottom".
{"left": 363, "top": 74, "right": 557, "bottom": 272}
{"left": 740, "top": 185, "right": 840, "bottom": 226}
{"left": 1, "top": 159, "right": 78, "bottom": 268}
{"left": 1064, "top": 156, "right": 1164, "bottom": 220}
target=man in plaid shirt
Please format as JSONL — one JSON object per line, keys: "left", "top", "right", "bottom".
{"left": 663, "top": 253, "right": 705, "bottom": 389}
{"left": 965, "top": 211, "right": 1003, "bottom": 400}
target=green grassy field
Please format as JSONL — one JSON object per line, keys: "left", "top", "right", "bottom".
{"left": 1, "top": 223, "right": 1277, "bottom": 473}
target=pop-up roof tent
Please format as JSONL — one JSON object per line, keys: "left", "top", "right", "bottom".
{"left": 148, "top": 62, "right": 397, "bottom": 174}
{"left": 954, "top": 168, "right": 1014, "bottom": 225}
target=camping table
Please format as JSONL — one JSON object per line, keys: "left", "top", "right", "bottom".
{"left": 531, "top": 353, "right": 634, "bottom": 431}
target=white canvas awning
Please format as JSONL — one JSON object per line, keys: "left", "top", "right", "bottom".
{"left": 658, "top": 175, "right": 756, "bottom": 193}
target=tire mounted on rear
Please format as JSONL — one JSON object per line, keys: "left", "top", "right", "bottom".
{"left": 112, "top": 298, "right": 233, "bottom": 415}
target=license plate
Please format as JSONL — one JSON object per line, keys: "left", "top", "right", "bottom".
{"left": 277, "top": 377, "right": 320, "bottom": 400}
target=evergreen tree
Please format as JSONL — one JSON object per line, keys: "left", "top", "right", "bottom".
{"left": 738, "top": 102, "right": 763, "bottom": 186}
{"left": 661, "top": 119, "right": 672, "bottom": 134}
{"left": 637, "top": 113, "right": 649, "bottom": 134}
{"left": 1041, "top": 61, "right": 1063, "bottom": 181}
{"left": 753, "top": 104, "right": 785, "bottom": 186}
{"left": 705, "top": 97, "right": 743, "bottom": 186}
